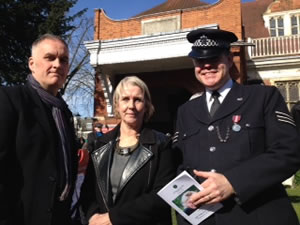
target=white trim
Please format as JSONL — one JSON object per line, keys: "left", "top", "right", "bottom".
{"left": 84, "top": 24, "right": 219, "bottom": 67}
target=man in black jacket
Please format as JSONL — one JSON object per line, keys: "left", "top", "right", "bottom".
{"left": 174, "top": 28, "right": 300, "bottom": 225}
{"left": 0, "top": 34, "right": 78, "bottom": 225}
{"left": 86, "top": 122, "right": 103, "bottom": 152}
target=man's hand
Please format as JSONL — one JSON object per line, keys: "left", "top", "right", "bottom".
{"left": 188, "top": 170, "right": 235, "bottom": 207}
{"left": 89, "top": 213, "right": 112, "bottom": 225}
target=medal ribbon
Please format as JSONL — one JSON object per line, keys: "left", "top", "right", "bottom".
{"left": 232, "top": 115, "right": 241, "bottom": 124}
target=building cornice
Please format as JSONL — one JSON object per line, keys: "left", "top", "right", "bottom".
{"left": 247, "top": 55, "right": 300, "bottom": 79}
{"left": 84, "top": 24, "right": 218, "bottom": 67}
{"left": 247, "top": 55, "right": 300, "bottom": 69}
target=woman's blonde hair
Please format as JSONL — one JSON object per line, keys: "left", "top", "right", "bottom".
{"left": 113, "top": 76, "right": 155, "bottom": 122}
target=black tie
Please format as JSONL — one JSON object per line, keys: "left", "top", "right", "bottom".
{"left": 210, "top": 91, "right": 220, "bottom": 117}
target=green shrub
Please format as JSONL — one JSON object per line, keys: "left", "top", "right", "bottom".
{"left": 293, "top": 170, "right": 300, "bottom": 187}
{"left": 286, "top": 186, "right": 300, "bottom": 221}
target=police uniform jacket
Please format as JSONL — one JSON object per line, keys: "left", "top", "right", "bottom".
{"left": 80, "top": 125, "right": 177, "bottom": 225}
{"left": 0, "top": 83, "right": 78, "bottom": 225}
{"left": 175, "top": 82, "right": 300, "bottom": 225}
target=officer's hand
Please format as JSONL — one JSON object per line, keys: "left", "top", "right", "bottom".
{"left": 187, "top": 170, "right": 235, "bottom": 207}
{"left": 89, "top": 213, "right": 112, "bottom": 225}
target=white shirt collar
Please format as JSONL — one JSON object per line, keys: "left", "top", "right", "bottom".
{"left": 206, "top": 79, "right": 233, "bottom": 109}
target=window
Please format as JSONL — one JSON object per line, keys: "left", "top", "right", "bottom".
{"left": 278, "top": 17, "right": 284, "bottom": 36}
{"left": 269, "top": 17, "right": 285, "bottom": 37}
{"left": 274, "top": 80, "right": 300, "bottom": 110}
{"left": 291, "top": 15, "right": 300, "bottom": 35}
{"left": 270, "top": 18, "right": 276, "bottom": 37}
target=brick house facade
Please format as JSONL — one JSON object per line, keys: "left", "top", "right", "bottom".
{"left": 85, "top": 0, "right": 246, "bottom": 132}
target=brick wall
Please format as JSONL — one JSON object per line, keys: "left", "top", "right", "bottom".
{"left": 268, "top": 0, "right": 300, "bottom": 13}
{"left": 94, "top": 0, "right": 242, "bottom": 40}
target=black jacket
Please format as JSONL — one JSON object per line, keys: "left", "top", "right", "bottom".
{"left": 175, "top": 82, "right": 300, "bottom": 225}
{"left": 0, "top": 83, "right": 78, "bottom": 225}
{"left": 81, "top": 125, "right": 177, "bottom": 225}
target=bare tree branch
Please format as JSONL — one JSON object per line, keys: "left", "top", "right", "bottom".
{"left": 63, "top": 17, "right": 95, "bottom": 117}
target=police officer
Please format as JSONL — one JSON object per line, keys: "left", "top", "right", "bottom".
{"left": 174, "top": 28, "right": 300, "bottom": 225}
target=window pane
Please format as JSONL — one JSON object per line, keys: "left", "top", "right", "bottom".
{"left": 278, "top": 17, "right": 284, "bottom": 27}
{"left": 270, "top": 18, "right": 275, "bottom": 28}
{"left": 289, "top": 82, "right": 299, "bottom": 102}
{"left": 274, "top": 80, "right": 300, "bottom": 109}
{"left": 276, "top": 82, "right": 287, "bottom": 100}
{"left": 292, "top": 27, "right": 298, "bottom": 35}
{"left": 278, "top": 28, "right": 284, "bottom": 36}
{"left": 291, "top": 16, "right": 297, "bottom": 26}
{"left": 270, "top": 29, "right": 276, "bottom": 37}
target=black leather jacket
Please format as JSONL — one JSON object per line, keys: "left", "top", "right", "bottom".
{"left": 81, "top": 125, "right": 177, "bottom": 225}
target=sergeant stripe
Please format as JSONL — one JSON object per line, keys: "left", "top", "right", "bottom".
{"left": 172, "top": 132, "right": 179, "bottom": 143}
{"left": 277, "top": 119, "right": 296, "bottom": 126}
{"left": 172, "top": 137, "right": 178, "bottom": 142}
{"left": 276, "top": 115, "right": 295, "bottom": 123}
{"left": 275, "top": 111, "right": 293, "bottom": 120}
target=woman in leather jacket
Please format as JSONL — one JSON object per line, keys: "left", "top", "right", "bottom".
{"left": 80, "top": 76, "right": 177, "bottom": 225}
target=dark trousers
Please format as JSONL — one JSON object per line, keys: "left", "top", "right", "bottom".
{"left": 51, "top": 199, "right": 73, "bottom": 225}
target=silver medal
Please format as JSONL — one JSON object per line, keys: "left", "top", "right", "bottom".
{"left": 232, "top": 124, "right": 241, "bottom": 132}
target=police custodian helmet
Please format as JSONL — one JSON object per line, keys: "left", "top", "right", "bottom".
{"left": 187, "top": 28, "right": 238, "bottom": 59}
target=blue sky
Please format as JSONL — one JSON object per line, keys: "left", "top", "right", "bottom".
{"left": 71, "top": 0, "right": 254, "bottom": 20}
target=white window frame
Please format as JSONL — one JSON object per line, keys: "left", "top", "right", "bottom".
{"left": 291, "top": 14, "right": 300, "bottom": 35}
{"left": 269, "top": 16, "right": 285, "bottom": 37}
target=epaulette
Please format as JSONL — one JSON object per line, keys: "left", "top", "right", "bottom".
{"left": 189, "top": 92, "right": 204, "bottom": 100}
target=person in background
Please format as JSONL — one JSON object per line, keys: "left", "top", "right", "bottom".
{"left": 94, "top": 123, "right": 103, "bottom": 137}
{"left": 80, "top": 76, "right": 177, "bottom": 225}
{"left": 0, "top": 34, "right": 78, "bottom": 225}
{"left": 102, "top": 124, "right": 110, "bottom": 133}
{"left": 86, "top": 122, "right": 103, "bottom": 152}
{"left": 173, "top": 28, "right": 300, "bottom": 225}
{"left": 79, "top": 137, "right": 86, "bottom": 146}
